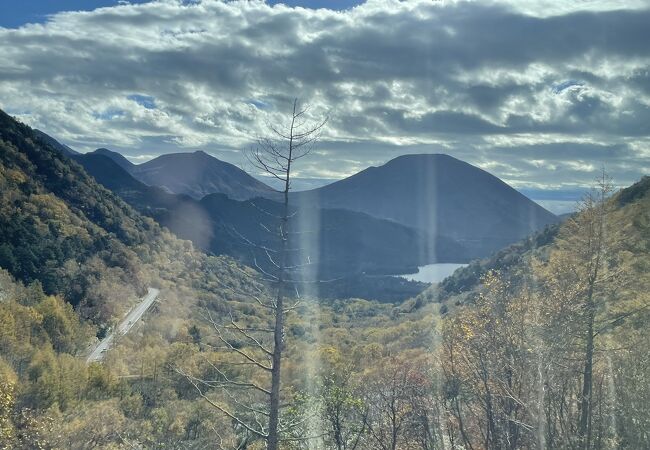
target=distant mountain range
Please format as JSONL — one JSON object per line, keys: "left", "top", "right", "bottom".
{"left": 92, "top": 147, "right": 276, "bottom": 201}
{"left": 65, "top": 150, "right": 448, "bottom": 280}
{"left": 82, "top": 146, "right": 557, "bottom": 258}
{"left": 34, "top": 131, "right": 558, "bottom": 272}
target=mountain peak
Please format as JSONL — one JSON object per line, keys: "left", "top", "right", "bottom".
{"left": 390, "top": 153, "right": 454, "bottom": 161}
{"left": 149, "top": 150, "right": 214, "bottom": 163}
{"left": 130, "top": 151, "right": 275, "bottom": 200}
{"left": 382, "top": 153, "right": 467, "bottom": 167}
{"left": 294, "top": 152, "right": 558, "bottom": 259}
{"left": 189, "top": 150, "right": 218, "bottom": 161}
{"left": 91, "top": 148, "right": 135, "bottom": 172}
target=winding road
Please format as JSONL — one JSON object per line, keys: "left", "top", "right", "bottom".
{"left": 86, "top": 287, "right": 160, "bottom": 363}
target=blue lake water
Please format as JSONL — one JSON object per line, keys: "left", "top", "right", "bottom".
{"left": 398, "top": 263, "right": 467, "bottom": 283}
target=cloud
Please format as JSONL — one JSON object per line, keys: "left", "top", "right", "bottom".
{"left": 125, "top": 153, "right": 157, "bottom": 162}
{"left": 0, "top": 0, "right": 648, "bottom": 190}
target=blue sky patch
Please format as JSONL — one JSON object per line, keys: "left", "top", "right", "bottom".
{"left": 552, "top": 80, "right": 585, "bottom": 94}
{"left": 127, "top": 94, "right": 156, "bottom": 109}
{"left": 0, "top": 1, "right": 150, "bottom": 28}
{"left": 247, "top": 99, "right": 270, "bottom": 110}
{"left": 0, "top": 1, "right": 364, "bottom": 28}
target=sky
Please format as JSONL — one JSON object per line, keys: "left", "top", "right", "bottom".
{"left": 1, "top": 0, "right": 649, "bottom": 211}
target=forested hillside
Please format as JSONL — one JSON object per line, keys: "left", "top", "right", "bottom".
{"left": 0, "top": 110, "right": 162, "bottom": 323}
{"left": 427, "top": 175, "right": 650, "bottom": 449}
{"left": 0, "top": 110, "right": 282, "bottom": 447}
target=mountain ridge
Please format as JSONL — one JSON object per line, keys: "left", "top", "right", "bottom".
{"left": 131, "top": 150, "right": 277, "bottom": 200}
{"left": 33, "top": 129, "right": 79, "bottom": 155}
{"left": 33, "top": 129, "right": 557, "bottom": 262}
{"left": 69, "top": 152, "right": 459, "bottom": 281}
{"left": 91, "top": 147, "right": 135, "bottom": 172}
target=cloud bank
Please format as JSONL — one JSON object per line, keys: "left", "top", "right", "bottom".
{"left": 0, "top": 0, "right": 649, "bottom": 190}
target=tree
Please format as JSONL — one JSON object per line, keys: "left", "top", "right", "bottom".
{"left": 250, "top": 98, "right": 327, "bottom": 449}
{"left": 361, "top": 355, "right": 438, "bottom": 450}
{"left": 320, "top": 366, "right": 368, "bottom": 450}
{"left": 441, "top": 271, "right": 536, "bottom": 450}
{"left": 532, "top": 171, "right": 650, "bottom": 449}
{"left": 179, "top": 98, "right": 327, "bottom": 450}
{"left": 541, "top": 172, "right": 621, "bottom": 449}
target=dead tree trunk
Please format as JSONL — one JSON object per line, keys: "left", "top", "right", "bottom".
{"left": 177, "top": 98, "right": 326, "bottom": 450}
{"left": 266, "top": 103, "right": 295, "bottom": 450}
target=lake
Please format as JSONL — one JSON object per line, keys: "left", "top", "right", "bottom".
{"left": 398, "top": 263, "right": 467, "bottom": 283}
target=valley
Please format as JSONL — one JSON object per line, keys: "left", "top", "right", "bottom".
{"left": 0, "top": 108, "right": 647, "bottom": 449}
{"left": 64, "top": 137, "right": 558, "bottom": 300}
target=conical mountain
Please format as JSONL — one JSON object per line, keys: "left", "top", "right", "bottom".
{"left": 294, "top": 153, "right": 558, "bottom": 257}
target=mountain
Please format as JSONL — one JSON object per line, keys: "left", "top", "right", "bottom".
{"left": 33, "top": 129, "right": 79, "bottom": 155}
{"left": 82, "top": 147, "right": 278, "bottom": 201}
{"left": 426, "top": 175, "right": 650, "bottom": 305}
{"left": 0, "top": 109, "right": 165, "bottom": 315}
{"left": 71, "top": 151, "right": 459, "bottom": 281}
{"left": 293, "top": 154, "right": 558, "bottom": 258}
{"left": 71, "top": 152, "right": 142, "bottom": 192}
{"left": 127, "top": 150, "right": 277, "bottom": 200}
{"left": 196, "top": 194, "right": 468, "bottom": 279}
{"left": 91, "top": 147, "right": 135, "bottom": 172}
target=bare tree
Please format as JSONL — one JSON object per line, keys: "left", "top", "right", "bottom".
{"left": 250, "top": 98, "right": 327, "bottom": 449}
{"left": 179, "top": 98, "right": 327, "bottom": 450}
{"left": 532, "top": 170, "right": 649, "bottom": 449}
